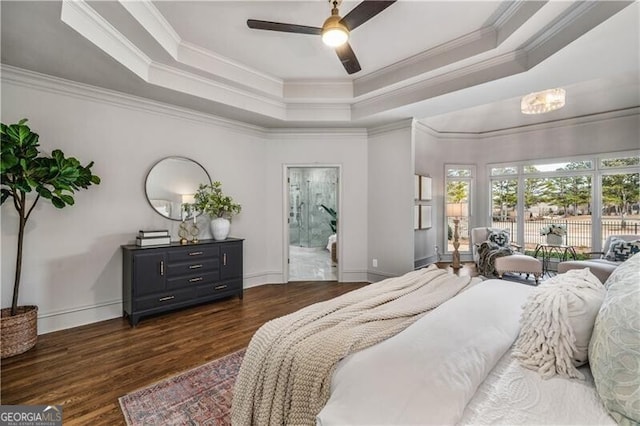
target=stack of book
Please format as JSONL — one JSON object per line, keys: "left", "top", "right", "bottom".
{"left": 136, "top": 229, "right": 171, "bottom": 247}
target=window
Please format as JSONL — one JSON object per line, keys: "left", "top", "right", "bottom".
{"left": 488, "top": 152, "right": 639, "bottom": 255}
{"left": 445, "top": 165, "right": 474, "bottom": 253}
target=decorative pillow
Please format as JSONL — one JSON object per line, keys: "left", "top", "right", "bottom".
{"left": 487, "top": 229, "right": 510, "bottom": 247}
{"left": 589, "top": 253, "right": 640, "bottom": 424}
{"left": 513, "top": 268, "right": 605, "bottom": 379}
{"left": 604, "top": 238, "right": 640, "bottom": 262}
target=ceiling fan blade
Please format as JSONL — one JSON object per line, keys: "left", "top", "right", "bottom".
{"left": 340, "top": 0, "right": 396, "bottom": 31}
{"left": 247, "top": 19, "right": 322, "bottom": 35}
{"left": 335, "top": 43, "right": 361, "bottom": 75}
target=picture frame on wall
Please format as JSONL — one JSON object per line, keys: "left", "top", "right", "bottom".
{"left": 420, "top": 176, "right": 432, "bottom": 201}
{"left": 414, "top": 174, "right": 420, "bottom": 200}
{"left": 414, "top": 205, "right": 420, "bottom": 230}
{"left": 420, "top": 205, "right": 432, "bottom": 229}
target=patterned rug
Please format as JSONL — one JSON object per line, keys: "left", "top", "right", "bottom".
{"left": 119, "top": 349, "right": 245, "bottom": 425}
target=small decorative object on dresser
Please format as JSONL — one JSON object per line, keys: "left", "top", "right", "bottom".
{"left": 189, "top": 181, "right": 241, "bottom": 241}
{"left": 136, "top": 229, "right": 170, "bottom": 247}
{"left": 122, "top": 238, "right": 244, "bottom": 326}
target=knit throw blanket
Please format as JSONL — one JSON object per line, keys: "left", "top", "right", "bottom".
{"left": 231, "top": 265, "right": 478, "bottom": 425}
{"left": 477, "top": 241, "right": 514, "bottom": 277}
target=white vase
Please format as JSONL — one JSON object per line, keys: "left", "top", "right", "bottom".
{"left": 546, "top": 234, "right": 563, "bottom": 245}
{"left": 210, "top": 217, "right": 231, "bottom": 241}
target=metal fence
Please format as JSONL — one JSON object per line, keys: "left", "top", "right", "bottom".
{"left": 491, "top": 219, "right": 640, "bottom": 252}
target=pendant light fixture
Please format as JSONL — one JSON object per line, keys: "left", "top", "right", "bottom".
{"left": 521, "top": 88, "right": 566, "bottom": 115}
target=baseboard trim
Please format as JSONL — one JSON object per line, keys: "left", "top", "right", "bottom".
{"left": 38, "top": 299, "right": 123, "bottom": 335}
{"left": 341, "top": 270, "right": 369, "bottom": 282}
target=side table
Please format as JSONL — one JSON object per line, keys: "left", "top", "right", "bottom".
{"left": 533, "top": 243, "right": 578, "bottom": 276}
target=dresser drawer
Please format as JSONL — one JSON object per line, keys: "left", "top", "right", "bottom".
{"left": 196, "top": 280, "right": 242, "bottom": 298}
{"left": 166, "top": 271, "right": 219, "bottom": 290}
{"left": 135, "top": 288, "right": 195, "bottom": 311}
{"left": 166, "top": 258, "right": 219, "bottom": 277}
{"left": 167, "top": 246, "right": 219, "bottom": 263}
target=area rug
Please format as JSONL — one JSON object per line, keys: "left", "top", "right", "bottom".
{"left": 119, "top": 348, "right": 245, "bottom": 425}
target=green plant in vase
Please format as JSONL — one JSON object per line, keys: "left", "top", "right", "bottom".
{"left": 1, "top": 119, "right": 100, "bottom": 357}
{"left": 192, "top": 181, "right": 241, "bottom": 241}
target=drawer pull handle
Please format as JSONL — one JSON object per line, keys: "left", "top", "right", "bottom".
{"left": 160, "top": 260, "right": 164, "bottom": 276}
{"left": 158, "top": 296, "right": 175, "bottom": 302}
{"left": 189, "top": 264, "right": 203, "bottom": 269}
{"left": 215, "top": 285, "right": 228, "bottom": 290}
{"left": 189, "top": 251, "right": 203, "bottom": 256}
{"left": 189, "top": 277, "right": 203, "bottom": 283}
{"left": 223, "top": 253, "right": 227, "bottom": 266}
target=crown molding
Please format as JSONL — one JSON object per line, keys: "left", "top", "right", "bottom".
{"left": 178, "top": 41, "right": 283, "bottom": 98}
{"left": 523, "top": 1, "right": 632, "bottom": 69}
{"left": 148, "top": 63, "right": 286, "bottom": 119}
{"left": 118, "top": 0, "right": 181, "bottom": 58}
{"left": 353, "top": 50, "right": 527, "bottom": 120}
{"left": 284, "top": 79, "right": 353, "bottom": 100}
{"left": 354, "top": 26, "right": 497, "bottom": 98}
{"left": 122, "top": 0, "right": 283, "bottom": 99}
{"left": 367, "top": 118, "right": 414, "bottom": 136}
{"left": 264, "top": 127, "right": 368, "bottom": 139}
{"left": 61, "top": 0, "right": 150, "bottom": 79}
{"left": 0, "top": 65, "right": 266, "bottom": 138}
{"left": 418, "top": 107, "right": 640, "bottom": 140}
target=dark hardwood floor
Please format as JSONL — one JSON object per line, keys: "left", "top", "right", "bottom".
{"left": 0, "top": 281, "right": 367, "bottom": 425}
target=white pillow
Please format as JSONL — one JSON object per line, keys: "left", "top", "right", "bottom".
{"left": 513, "top": 268, "right": 605, "bottom": 379}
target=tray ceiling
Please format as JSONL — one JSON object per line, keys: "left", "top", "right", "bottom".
{"left": 1, "top": 1, "right": 638, "bottom": 131}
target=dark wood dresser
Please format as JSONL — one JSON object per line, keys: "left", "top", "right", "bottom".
{"left": 121, "top": 238, "right": 243, "bottom": 326}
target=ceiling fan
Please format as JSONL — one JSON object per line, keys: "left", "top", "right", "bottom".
{"left": 247, "top": 0, "right": 397, "bottom": 75}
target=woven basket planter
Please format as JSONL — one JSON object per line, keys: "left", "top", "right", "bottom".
{"left": 1, "top": 305, "right": 38, "bottom": 358}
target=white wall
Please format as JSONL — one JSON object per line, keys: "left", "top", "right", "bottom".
{"left": 414, "top": 112, "right": 640, "bottom": 264}
{"left": 264, "top": 131, "right": 369, "bottom": 283}
{"left": 367, "top": 123, "right": 415, "bottom": 281}
{"left": 0, "top": 69, "right": 390, "bottom": 334}
{"left": 1, "top": 71, "right": 267, "bottom": 333}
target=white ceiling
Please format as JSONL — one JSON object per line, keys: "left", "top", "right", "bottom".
{"left": 1, "top": 1, "right": 638, "bottom": 132}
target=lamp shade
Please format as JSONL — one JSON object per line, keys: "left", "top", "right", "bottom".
{"left": 446, "top": 203, "right": 468, "bottom": 218}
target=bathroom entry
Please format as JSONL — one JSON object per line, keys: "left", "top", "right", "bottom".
{"left": 287, "top": 167, "right": 339, "bottom": 281}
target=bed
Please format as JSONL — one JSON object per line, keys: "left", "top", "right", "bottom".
{"left": 232, "top": 255, "right": 639, "bottom": 425}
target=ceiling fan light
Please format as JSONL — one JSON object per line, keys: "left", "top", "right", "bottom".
{"left": 521, "top": 88, "right": 566, "bottom": 115}
{"left": 322, "top": 14, "right": 349, "bottom": 47}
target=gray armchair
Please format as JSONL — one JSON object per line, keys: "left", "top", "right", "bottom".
{"left": 471, "top": 227, "right": 541, "bottom": 283}
{"left": 558, "top": 234, "right": 640, "bottom": 283}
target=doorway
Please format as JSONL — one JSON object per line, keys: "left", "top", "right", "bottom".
{"left": 286, "top": 166, "right": 339, "bottom": 281}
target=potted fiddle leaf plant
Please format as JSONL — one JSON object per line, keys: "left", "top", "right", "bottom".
{"left": 192, "top": 181, "right": 241, "bottom": 241}
{"left": 0, "top": 119, "right": 100, "bottom": 358}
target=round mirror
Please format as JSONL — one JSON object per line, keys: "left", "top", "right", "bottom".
{"left": 145, "top": 156, "right": 211, "bottom": 221}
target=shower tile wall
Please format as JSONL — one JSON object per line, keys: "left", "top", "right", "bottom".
{"left": 289, "top": 168, "right": 338, "bottom": 249}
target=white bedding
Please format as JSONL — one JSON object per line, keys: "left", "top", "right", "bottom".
{"left": 317, "top": 279, "right": 532, "bottom": 425}
{"left": 460, "top": 348, "right": 615, "bottom": 425}
{"left": 317, "top": 279, "right": 615, "bottom": 425}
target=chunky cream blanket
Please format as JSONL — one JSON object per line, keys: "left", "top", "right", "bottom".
{"left": 231, "top": 265, "right": 478, "bottom": 425}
